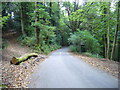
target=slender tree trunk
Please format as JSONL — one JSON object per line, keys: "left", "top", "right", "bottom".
{"left": 49, "top": 2, "right": 53, "bottom": 26}
{"left": 110, "top": 29, "right": 118, "bottom": 60}
{"left": 20, "top": 3, "right": 26, "bottom": 36}
{"left": 49, "top": 2, "right": 52, "bottom": 17}
{"left": 107, "top": 26, "right": 110, "bottom": 59}
{"left": 35, "top": 2, "right": 40, "bottom": 44}
{"left": 118, "top": 41, "right": 120, "bottom": 62}
{"left": 102, "top": 5, "right": 107, "bottom": 58}
{"left": 110, "top": 1, "right": 120, "bottom": 60}
{"left": 118, "top": 39, "right": 120, "bottom": 61}
{"left": 58, "top": 2, "right": 60, "bottom": 19}
{"left": 106, "top": 3, "right": 110, "bottom": 59}
{"left": 105, "top": 36, "right": 107, "bottom": 58}
{"left": 102, "top": 35, "right": 106, "bottom": 58}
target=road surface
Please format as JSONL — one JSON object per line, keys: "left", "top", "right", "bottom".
{"left": 28, "top": 48, "right": 118, "bottom": 88}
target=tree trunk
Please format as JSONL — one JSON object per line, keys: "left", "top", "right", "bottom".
{"left": 105, "top": 37, "right": 107, "bottom": 58}
{"left": 118, "top": 39, "right": 120, "bottom": 62}
{"left": 49, "top": 2, "right": 52, "bottom": 17}
{"left": 58, "top": 2, "right": 60, "bottom": 19}
{"left": 106, "top": 25, "right": 110, "bottom": 59}
{"left": 35, "top": 2, "right": 40, "bottom": 44}
{"left": 106, "top": 3, "right": 110, "bottom": 59}
{"left": 110, "top": 1, "right": 120, "bottom": 60}
{"left": 102, "top": 35, "right": 106, "bottom": 58}
{"left": 20, "top": 3, "right": 26, "bottom": 36}
{"left": 11, "top": 53, "right": 38, "bottom": 65}
{"left": 49, "top": 2, "right": 54, "bottom": 26}
{"left": 102, "top": 4, "right": 107, "bottom": 58}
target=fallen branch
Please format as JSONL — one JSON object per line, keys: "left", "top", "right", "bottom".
{"left": 11, "top": 53, "right": 38, "bottom": 65}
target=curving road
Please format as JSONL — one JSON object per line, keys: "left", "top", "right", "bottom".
{"left": 28, "top": 48, "right": 118, "bottom": 88}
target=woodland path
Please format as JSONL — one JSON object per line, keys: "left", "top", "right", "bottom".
{"left": 2, "top": 32, "right": 32, "bottom": 62}
{"left": 28, "top": 48, "right": 118, "bottom": 88}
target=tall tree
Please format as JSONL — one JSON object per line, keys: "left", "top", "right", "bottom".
{"left": 35, "top": 2, "right": 40, "bottom": 44}
{"left": 63, "top": 1, "right": 80, "bottom": 33}
{"left": 20, "top": 2, "right": 26, "bottom": 36}
{"left": 118, "top": 31, "right": 120, "bottom": 61}
{"left": 111, "top": 1, "right": 120, "bottom": 60}
{"left": 106, "top": 2, "right": 110, "bottom": 59}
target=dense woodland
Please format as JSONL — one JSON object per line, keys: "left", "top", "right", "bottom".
{"left": 1, "top": 1, "right": 120, "bottom": 61}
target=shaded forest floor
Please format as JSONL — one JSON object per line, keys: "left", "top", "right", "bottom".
{"left": 71, "top": 52, "right": 119, "bottom": 79}
{"left": 1, "top": 31, "right": 46, "bottom": 88}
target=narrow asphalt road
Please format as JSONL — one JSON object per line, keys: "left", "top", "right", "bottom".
{"left": 28, "top": 48, "right": 118, "bottom": 88}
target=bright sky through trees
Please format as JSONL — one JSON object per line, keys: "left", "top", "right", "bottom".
{"left": 69, "top": 0, "right": 83, "bottom": 5}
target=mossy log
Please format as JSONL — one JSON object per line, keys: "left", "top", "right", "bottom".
{"left": 11, "top": 53, "right": 38, "bottom": 65}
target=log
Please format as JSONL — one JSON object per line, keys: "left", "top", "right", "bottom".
{"left": 11, "top": 53, "right": 38, "bottom": 65}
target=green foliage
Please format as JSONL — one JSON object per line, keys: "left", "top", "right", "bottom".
{"left": 16, "top": 2, "right": 62, "bottom": 54}
{"left": 69, "top": 45, "right": 78, "bottom": 52}
{"left": 68, "top": 2, "right": 119, "bottom": 60}
{"left": 2, "top": 2, "right": 21, "bottom": 31}
{"left": 83, "top": 52, "right": 103, "bottom": 58}
{"left": 2, "top": 2, "right": 119, "bottom": 61}
{"left": 25, "top": 26, "right": 35, "bottom": 36}
{"left": 33, "top": 44, "right": 61, "bottom": 54}
{"left": 0, "top": 14, "right": 10, "bottom": 27}
{"left": 18, "top": 35, "right": 61, "bottom": 54}
{"left": 55, "top": 18, "right": 71, "bottom": 46}
{"left": 31, "top": 3, "right": 51, "bottom": 27}
{"left": 68, "top": 30, "right": 100, "bottom": 54}
{"left": 39, "top": 25, "right": 56, "bottom": 45}
{"left": 17, "top": 36, "right": 36, "bottom": 46}
{"left": 63, "top": 2, "right": 74, "bottom": 12}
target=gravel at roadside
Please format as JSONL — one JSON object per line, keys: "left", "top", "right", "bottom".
{"left": 71, "top": 52, "right": 119, "bottom": 79}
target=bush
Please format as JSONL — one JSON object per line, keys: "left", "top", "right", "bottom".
{"left": 32, "top": 44, "right": 61, "bottom": 54}
{"left": 25, "top": 26, "right": 35, "bottom": 36}
{"left": 68, "top": 30, "right": 100, "bottom": 54}
{"left": 17, "top": 24, "right": 61, "bottom": 54}
{"left": 17, "top": 35, "right": 61, "bottom": 54}
{"left": 69, "top": 45, "right": 78, "bottom": 52}
{"left": 17, "top": 36, "right": 36, "bottom": 47}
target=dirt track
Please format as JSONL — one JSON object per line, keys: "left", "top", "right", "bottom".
{"left": 1, "top": 32, "right": 45, "bottom": 88}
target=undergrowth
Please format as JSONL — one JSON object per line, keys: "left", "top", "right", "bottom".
{"left": 17, "top": 35, "right": 61, "bottom": 54}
